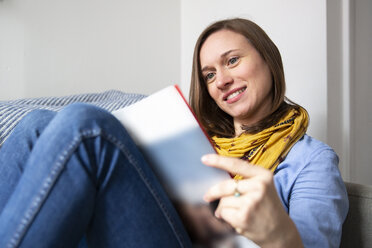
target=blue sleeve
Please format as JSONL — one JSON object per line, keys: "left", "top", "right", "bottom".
{"left": 288, "top": 147, "right": 349, "bottom": 248}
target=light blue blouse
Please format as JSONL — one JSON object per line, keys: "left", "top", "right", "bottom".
{"left": 274, "top": 134, "right": 349, "bottom": 247}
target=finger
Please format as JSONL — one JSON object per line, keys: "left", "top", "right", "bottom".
{"left": 218, "top": 194, "right": 246, "bottom": 209}
{"left": 201, "top": 154, "right": 270, "bottom": 178}
{"left": 218, "top": 204, "right": 255, "bottom": 234}
{"left": 215, "top": 191, "right": 256, "bottom": 217}
{"left": 217, "top": 207, "right": 245, "bottom": 229}
{"left": 204, "top": 177, "right": 263, "bottom": 202}
{"left": 204, "top": 179, "right": 236, "bottom": 202}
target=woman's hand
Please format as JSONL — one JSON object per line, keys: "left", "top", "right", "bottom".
{"left": 201, "top": 154, "right": 303, "bottom": 248}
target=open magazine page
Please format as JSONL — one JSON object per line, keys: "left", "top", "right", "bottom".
{"left": 112, "top": 85, "right": 258, "bottom": 248}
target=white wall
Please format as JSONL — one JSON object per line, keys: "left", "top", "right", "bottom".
{"left": 0, "top": 0, "right": 180, "bottom": 99}
{"left": 181, "top": 0, "right": 327, "bottom": 143}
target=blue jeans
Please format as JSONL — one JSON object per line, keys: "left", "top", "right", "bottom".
{"left": 0, "top": 103, "right": 192, "bottom": 248}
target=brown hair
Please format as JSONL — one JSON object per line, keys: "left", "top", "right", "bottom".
{"left": 189, "top": 18, "right": 300, "bottom": 137}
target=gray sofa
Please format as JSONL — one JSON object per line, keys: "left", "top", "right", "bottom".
{"left": 1, "top": 91, "right": 371, "bottom": 247}
{"left": 0, "top": 90, "right": 145, "bottom": 146}
{"left": 341, "top": 182, "right": 372, "bottom": 248}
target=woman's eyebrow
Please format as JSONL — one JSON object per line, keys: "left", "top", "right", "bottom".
{"left": 201, "top": 49, "right": 239, "bottom": 72}
{"left": 201, "top": 66, "right": 214, "bottom": 72}
{"left": 221, "top": 49, "right": 239, "bottom": 58}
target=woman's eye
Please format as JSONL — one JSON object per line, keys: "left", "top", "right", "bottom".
{"left": 228, "top": 57, "right": 239, "bottom": 65}
{"left": 205, "top": 72, "right": 215, "bottom": 82}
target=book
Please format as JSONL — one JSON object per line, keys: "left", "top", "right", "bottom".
{"left": 112, "top": 85, "right": 259, "bottom": 248}
{"left": 112, "top": 85, "right": 231, "bottom": 204}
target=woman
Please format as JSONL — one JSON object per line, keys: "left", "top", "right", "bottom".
{"left": 189, "top": 18, "right": 348, "bottom": 247}
{"left": 0, "top": 18, "right": 347, "bottom": 247}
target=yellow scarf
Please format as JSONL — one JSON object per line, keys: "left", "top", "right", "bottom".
{"left": 212, "top": 107, "right": 309, "bottom": 174}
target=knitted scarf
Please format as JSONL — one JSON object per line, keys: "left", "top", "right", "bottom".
{"left": 212, "top": 107, "right": 309, "bottom": 174}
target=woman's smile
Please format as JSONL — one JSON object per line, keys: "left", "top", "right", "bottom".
{"left": 224, "top": 86, "right": 247, "bottom": 103}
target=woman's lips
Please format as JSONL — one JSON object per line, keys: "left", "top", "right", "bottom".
{"left": 223, "top": 87, "right": 247, "bottom": 103}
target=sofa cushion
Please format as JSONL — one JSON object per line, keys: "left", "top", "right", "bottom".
{"left": 340, "top": 182, "right": 372, "bottom": 248}
{"left": 0, "top": 90, "right": 146, "bottom": 147}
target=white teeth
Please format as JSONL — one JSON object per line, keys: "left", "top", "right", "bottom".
{"left": 226, "top": 88, "right": 245, "bottom": 100}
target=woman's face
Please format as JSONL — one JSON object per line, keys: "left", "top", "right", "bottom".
{"left": 199, "top": 29, "right": 273, "bottom": 134}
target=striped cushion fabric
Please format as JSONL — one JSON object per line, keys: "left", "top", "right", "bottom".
{"left": 0, "top": 90, "right": 146, "bottom": 147}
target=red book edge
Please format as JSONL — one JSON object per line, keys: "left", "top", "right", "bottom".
{"left": 174, "top": 85, "right": 233, "bottom": 196}
{"left": 174, "top": 84, "right": 217, "bottom": 153}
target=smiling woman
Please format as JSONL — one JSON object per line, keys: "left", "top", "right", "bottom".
{"left": 190, "top": 20, "right": 290, "bottom": 138}
{"left": 189, "top": 18, "right": 349, "bottom": 248}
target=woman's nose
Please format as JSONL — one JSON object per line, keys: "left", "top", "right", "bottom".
{"left": 215, "top": 69, "right": 233, "bottom": 88}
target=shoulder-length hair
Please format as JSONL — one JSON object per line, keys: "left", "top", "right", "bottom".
{"left": 189, "top": 18, "right": 299, "bottom": 138}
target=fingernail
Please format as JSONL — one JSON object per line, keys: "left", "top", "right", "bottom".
{"left": 201, "top": 155, "right": 210, "bottom": 163}
{"left": 201, "top": 154, "right": 215, "bottom": 164}
{"left": 214, "top": 210, "right": 220, "bottom": 218}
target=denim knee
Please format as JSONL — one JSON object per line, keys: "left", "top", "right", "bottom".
{"left": 56, "top": 103, "right": 118, "bottom": 131}
{"left": 48, "top": 103, "right": 130, "bottom": 145}
{"left": 58, "top": 103, "right": 109, "bottom": 120}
